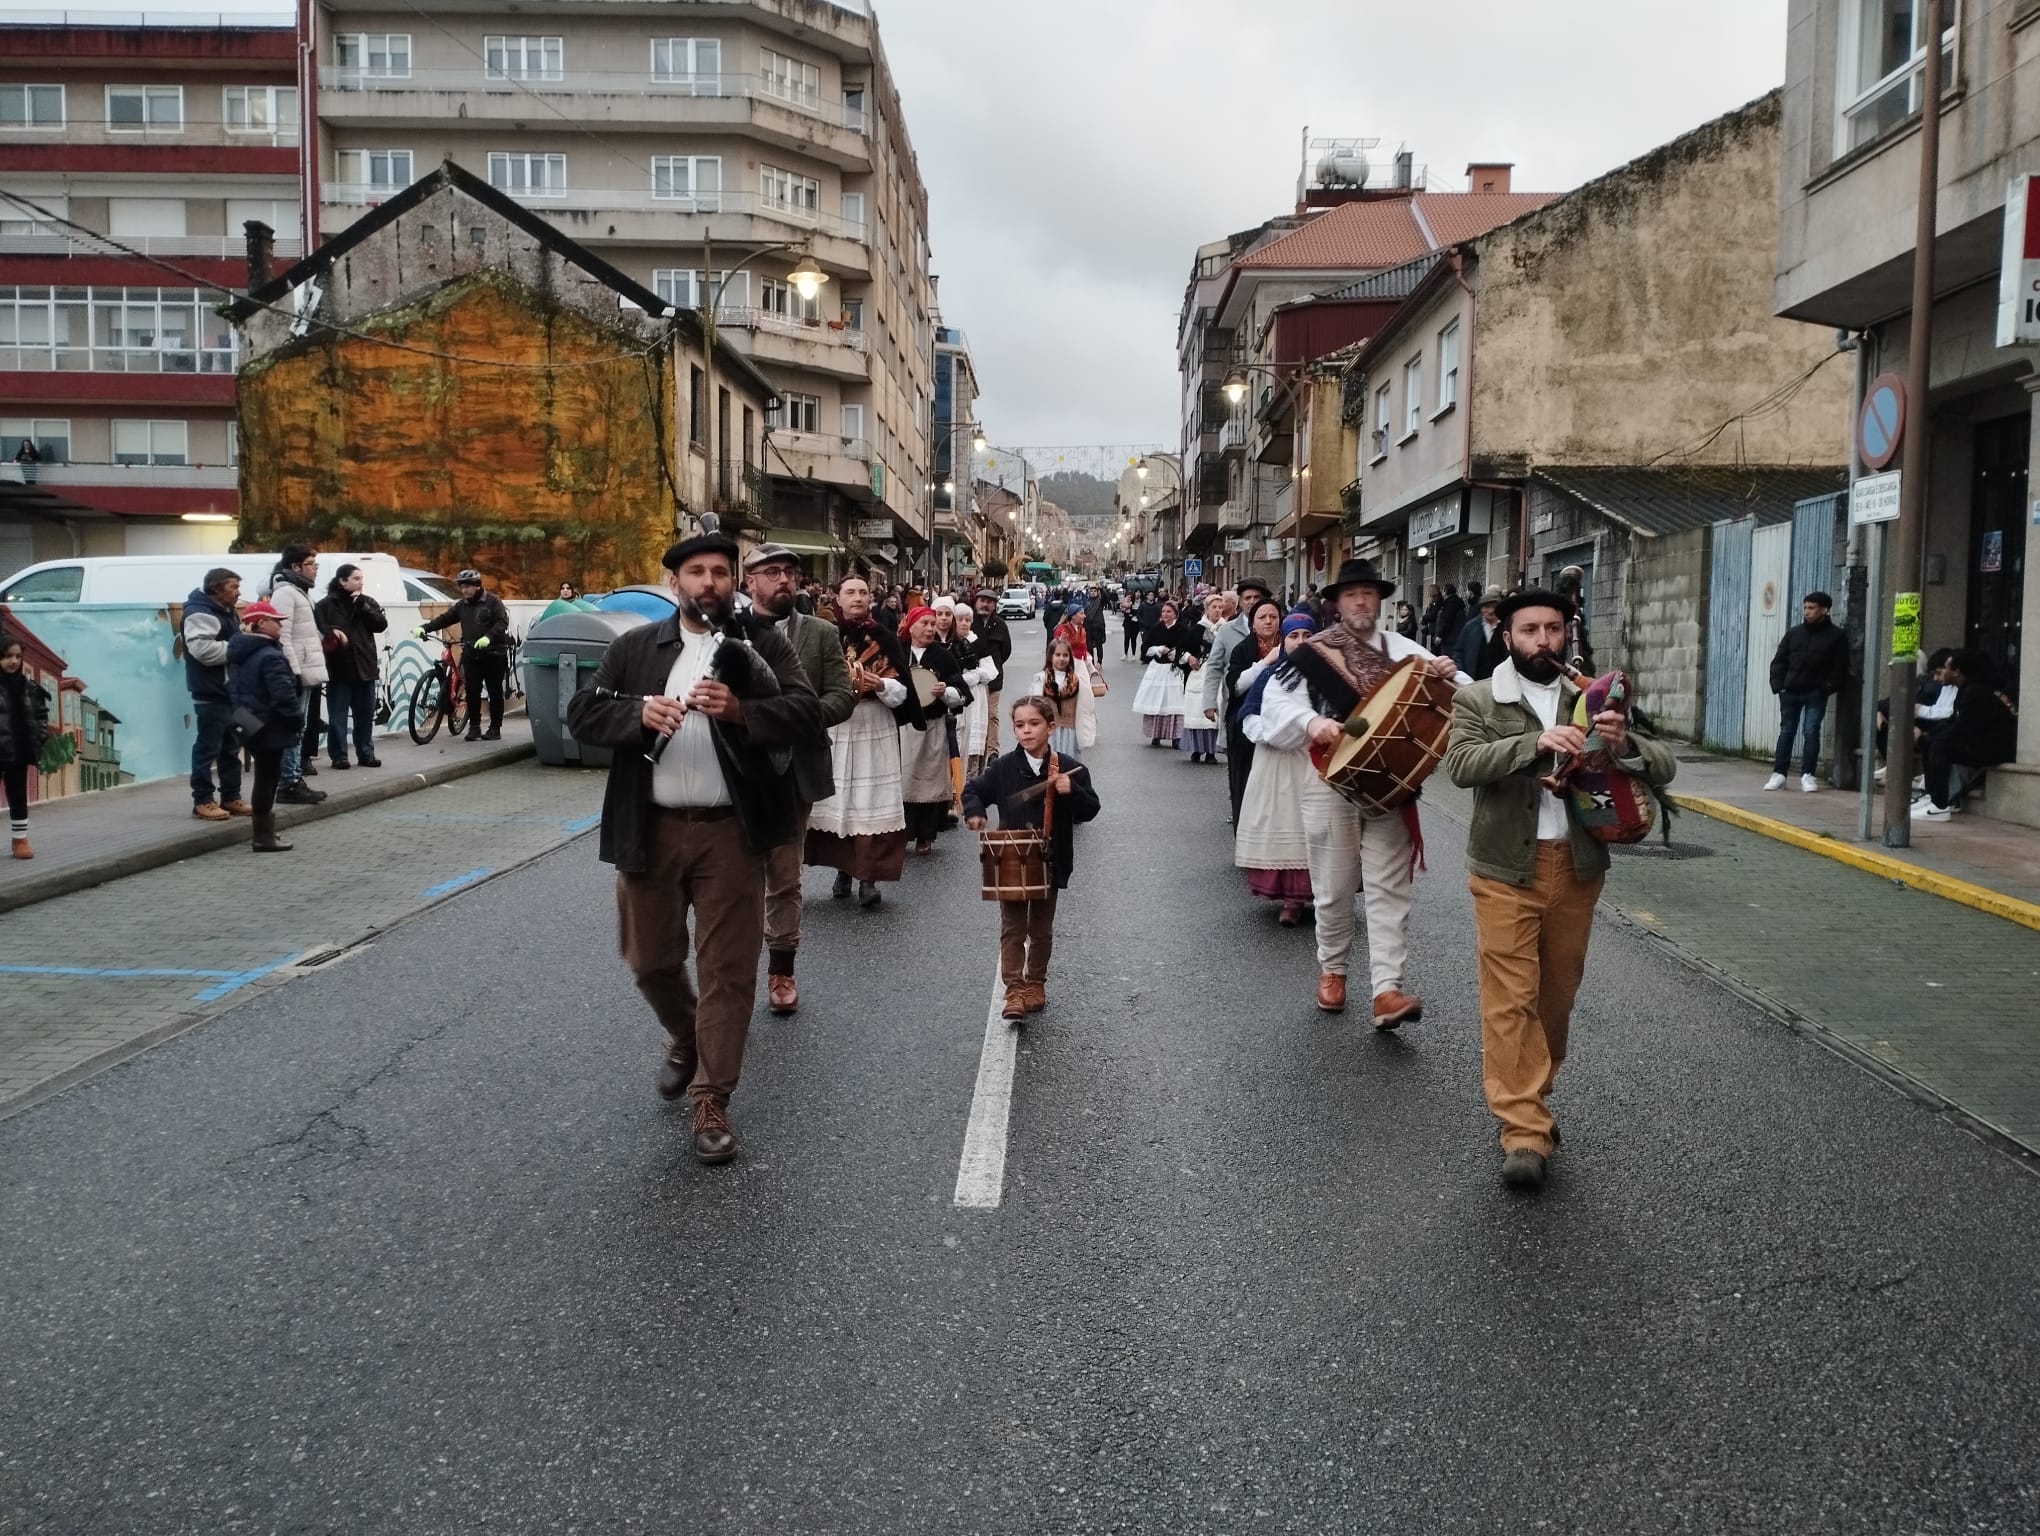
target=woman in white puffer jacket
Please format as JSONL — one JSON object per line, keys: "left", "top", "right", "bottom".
{"left": 264, "top": 545, "right": 329, "bottom": 801}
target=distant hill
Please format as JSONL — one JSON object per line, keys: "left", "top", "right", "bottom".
{"left": 1038, "top": 470, "right": 1119, "bottom": 522}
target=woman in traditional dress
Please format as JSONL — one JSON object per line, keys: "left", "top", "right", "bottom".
{"left": 1179, "top": 593, "right": 1229, "bottom": 763}
{"left": 1235, "top": 610, "right": 1319, "bottom": 926}
{"left": 805, "top": 574, "right": 926, "bottom": 909}
{"left": 1222, "top": 599, "right": 1285, "bottom": 814}
{"left": 1054, "top": 598, "right": 1090, "bottom": 667}
{"left": 1031, "top": 632, "right": 1099, "bottom": 759}
{"left": 898, "top": 604, "right": 970, "bottom": 856}
{"left": 1132, "top": 599, "right": 1200, "bottom": 748}
{"left": 950, "top": 599, "right": 999, "bottom": 779}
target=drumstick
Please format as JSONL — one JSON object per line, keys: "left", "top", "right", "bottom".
{"left": 1008, "top": 763, "right": 1090, "bottom": 804}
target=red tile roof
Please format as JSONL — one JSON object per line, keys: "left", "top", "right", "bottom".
{"left": 1234, "top": 192, "right": 1557, "bottom": 272}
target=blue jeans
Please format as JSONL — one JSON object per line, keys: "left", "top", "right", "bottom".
{"left": 1772, "top": 690, "right": 1827, "bottom": 776}
{"left": 280, "top": 683, "right": 312, "bottom": 781}
{"left": 189, "top": 698, "right": 243, "bottom": 806}
{"left": 327, "top": 678, "right": 377, "bottom": 763}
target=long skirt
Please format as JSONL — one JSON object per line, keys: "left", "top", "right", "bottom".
{"left": 1247, "top": 867, "right": 1314, "bottom": 902}
{"left": 1179, "top": 726, "right": 1219, "bottom": 756}
{"left": 1048, "top": 725, "right": 1079, "bottom": 759}
{"left": 901, "top": 718, "right": 952, "bottom": 843}
{"left": 1235, "top": 741, "right": 1314, "bottom": 882}
{"left": 806, "top": 697, "right": 908, "bottom": 881}
{"left": 1134, "top": 659, "right": 1187, "bottom": 741}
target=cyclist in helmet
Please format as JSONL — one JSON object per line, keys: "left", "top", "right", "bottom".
{"left": 414, "top": 568, "right": 512, "bottom": 740}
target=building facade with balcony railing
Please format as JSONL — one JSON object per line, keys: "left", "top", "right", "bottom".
{"left": 0, "top": 16, "right": 298, "bottom": 570}
{"left": 312, "top": 0, "right": 937, "bottom": 583}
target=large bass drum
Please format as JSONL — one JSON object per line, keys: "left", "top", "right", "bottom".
{"left": 1310, "top": 655, "right": 1456, "bottom": 816}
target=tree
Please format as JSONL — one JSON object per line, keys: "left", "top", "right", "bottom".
{"left": 981, "top": 557, "right": 1008, "bottom": 581}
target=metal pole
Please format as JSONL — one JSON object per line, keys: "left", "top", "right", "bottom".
{"left": 1858, "top": 522, "right": 1884, "bottom": 839}
{"left": 1881, "top": 0, "right": 1943, "bottom": 848}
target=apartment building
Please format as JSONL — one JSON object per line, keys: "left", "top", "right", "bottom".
{"left": 0, "top": 16, "right": 302, "bottom": 578}
{"left": 311, "top": 0, "right": 936, "bottom": 578}
{"left": 1776, "top": 0, "right": 2040, "bottom": 826}
{"left": 930, "top": 320, "right": 980, "bottom": 583}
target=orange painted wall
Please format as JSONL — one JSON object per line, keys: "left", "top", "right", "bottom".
{"left": 237, "top": 273, "right": 675, "bottom": 596}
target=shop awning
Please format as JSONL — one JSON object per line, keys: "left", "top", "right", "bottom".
{"left": 761, "top": 526, "right": 848, "bottom": 557}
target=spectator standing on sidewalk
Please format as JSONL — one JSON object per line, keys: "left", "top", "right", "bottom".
{"left": 265, "top": 546, "right": 328, "bottom": 806}
{"left": 315, "top": 563, "right": 389, "bottom": 769}
{"left": 1, "top": 630, "right": 51, "bottom": 859}
{"left": 1764, "top": 591, "right": 1850, "bottom": 793}
{"left": 418, "top": 570, "right": 511, "bottom": 741}
{"left": 226, "top": 599, "right": 304, "bottom": 854}
{"left": 182, "top": 566, "right": 252, "bottom": 823}
{"left": 1452, "top": 586, "right": 1508, "bottom": 682}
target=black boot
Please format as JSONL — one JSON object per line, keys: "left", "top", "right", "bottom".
{"left": 251, "top": 813, "right": 293, "bottom": 853}
{"left": 832, "top": 871, "right": 853, "bottom": 900}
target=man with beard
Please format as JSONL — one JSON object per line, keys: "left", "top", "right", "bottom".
{"left": 742, "top": 544, "right": 856, "bottom": 1016}
{"left": 1445, "top": 589, "right": 1675, "bottom": 1192}
{"left": 971, "top": 587, "right": 1013, "bottom": 756}
{"left": 566, "top": 532, "right": 821, "bottom": 1165}
{"left": 804, "top": 573, "right": 927, "bottom": 908}
{"left": 1256, "top": 559, "right": 1462, "bottom": 1026}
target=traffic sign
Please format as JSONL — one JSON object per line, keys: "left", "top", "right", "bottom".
{"left": 1858, "top": 373, "right": 1906, "bottom": 471}
{"left": 1182, "top": 557, "right": 1203, "bottom": 578}
{"left": 1850, "top": 469, "right": 1900, "bottom": 525}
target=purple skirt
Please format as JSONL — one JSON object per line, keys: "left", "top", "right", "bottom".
{"left": 1141, "top": 713, "right": 1182, "bottom": 741}
{"left": 1247, "top": 867, "right": 1313, "bottom": 902}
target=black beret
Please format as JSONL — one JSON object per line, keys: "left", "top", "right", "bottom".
{"left": 1495, "top": 587, "right": 1575, "bottom": 628}
{"left": 662, "top": 531, "right": 741, "bottom": 570}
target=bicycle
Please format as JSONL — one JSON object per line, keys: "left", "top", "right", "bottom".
{"left": 408, "top": 639, "right": 470, "bottom": 744}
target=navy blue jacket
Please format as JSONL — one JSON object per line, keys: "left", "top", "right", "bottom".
{"left": 181, "top": 587, "right": 240, "bottom": 704}
{"left": 227, "top": 631, "right": 303, "bottom": 749}
{"left": 962, "top": 746, "right": 1101, "bottom": 891}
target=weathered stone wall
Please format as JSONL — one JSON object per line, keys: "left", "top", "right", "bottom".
{"left": 238, "top": 272, "right": 674, "bottom": 596}
{"left": 1471, "top": 92, "right": 1849, "bottom": 477}
{"left": 1627, "top": 527, "right": 1711, "bottom": 741}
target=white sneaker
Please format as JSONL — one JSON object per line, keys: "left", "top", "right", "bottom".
{"left": 1912, "top": 775, "right": 1925, "bottom": 792}
{"left": 1910, "top": 800, "right": 1953, "bottom": 821}
{"left": 1762, "top": 772, "right": 1786, "bottom": 791}
{"left": 1800, "top": 774, "right": 1818, "bottom": 793}
{"left": 1873, "top": 766, "right": 1888, "bottom": 783}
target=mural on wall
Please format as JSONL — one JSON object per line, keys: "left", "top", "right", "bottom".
{"left": 0, "top": 607, "right": 129, "bottom": 801}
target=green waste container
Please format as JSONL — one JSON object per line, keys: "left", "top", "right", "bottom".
{"left": 520, "top": 609, "right": 649, "bottom": 767}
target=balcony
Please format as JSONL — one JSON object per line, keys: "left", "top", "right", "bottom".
{"left": 714, "top": 307, "right": 870, "bottom": 381}
{"left": 1218, "top": 500, "right": 1250, "bottom": 531}
{"left": 318, "top": 68, "right": 870, "bottom": 169}
{"left": 2, "top": 461, "right": 238, "bottom": 491}
{"left": 1218, "top": 414, "right": 1247, "bottom": 457}
{"left": 766, "top": 429, "right": 876, "bottom": 500}
{"left": 709, "top": 459, "right": 771, "bottom": 531}
{"left": 0, "top": 234, "right": 303, "bottom": 263}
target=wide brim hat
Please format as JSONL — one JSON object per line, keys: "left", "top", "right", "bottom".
{"left": 1322, "top": 557, "right": 1396, "bottom": 601}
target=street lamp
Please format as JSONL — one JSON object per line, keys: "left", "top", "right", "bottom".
{"left": 1223, "top": 368, "right": 1250, "bottom": 405}
{"left": 787, "top": 254, "right": 830, "bottom": 304}
{"left": 971, "top": 428, "right": 988, "bottom": 454}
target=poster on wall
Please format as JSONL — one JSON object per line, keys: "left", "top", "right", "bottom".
{"left": 1981, "top": 530, "right": 2003, "bottom": 573}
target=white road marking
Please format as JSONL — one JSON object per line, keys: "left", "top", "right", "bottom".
{"left": 953, "top": 966, "right": 1019, "bottom": 1209}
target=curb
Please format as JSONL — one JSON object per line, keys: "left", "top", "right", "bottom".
{"left": 0, "top": 740, "right": 536, "bottom": 915}
{"left": 1668, "top": 792, "right": 2040, "bottom": 934}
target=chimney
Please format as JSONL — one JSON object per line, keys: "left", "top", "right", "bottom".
{"left": 1466, "top": 162, "right": 1514, "bottom": 195}
{"left": 243, "top": 218, "right": 276, "bottom": 289}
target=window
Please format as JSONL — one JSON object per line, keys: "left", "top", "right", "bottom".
{"left": 688, "top": 365, "right": 706, "bottom": 446}
{"left": 106, "top": 85, "right": 182, "bottom": 131}
{"left": 844, "top": 298, "right": 864, "bottom": 331}
{"left": 653, "top": 269, "right": 747, "bottom": 310}
{"left": 839, "top": 403, "right": 864, "bottom": 441}
{"left": 334, "top": 33, "right": 411, "bottom": 82}
{"left": 0, "top": 85, "right": 64, "bottom": 129}
{"left": 780, "top": 393, "right": 821, "bottom": 433}
{"left": 0, "top": 286, "right": 235, "bottom": 375}
{"left": 0, "top": 564, "right": 82, "bottom": 603}
{"left": 223, "top": 86, "right": 298, "bottom": 135}
{"left": 843, "top": 86, "right": 866, "bottom": 131}
{"left": 650, "top": 37, "right": 721, "bottom": 91}
{"left": 226, "top": 421, "right": 238, "bottom": 467}
{"left": 842, "top": 192, "right": 865, "bottom": 231}
{"left": 1402, "top": 355, "right": 1423, "bottom": 438}
{"left": 651, "top": 155, "right": 720, "bottom": 209}
{"left": 1435, "top": 321, "right": 1460, "bottom": 414}
{"left": 760, "top": 165, "right": 820, "bottom": 218}
{"left": 109, "top": 199, "right": 187, "bottom": 237}
{"left": 0, "top": 193, "right": 65, "bottom": 236}
{"left": 227, "top": 198, "right": 302, "bottom": 243}
{"left": 1372, "top": 382, "right": 1391, "bottom": 458}
{"left": 1838, "top": 0, "right": 1957, "bottom": 152}
{"left": 484, "top": 35, "right": 564, "bottom": 82}
{"left": 336, "top": 148, "right": 412, "bottom": 191}
{"left": 112, "top": 420, "right": 188, "bottom": 466}
{"left": 760, "top": 276, "right": 820, "bottom": 322}
{"left": 759, "top": 49, "right": 820, "bottom": 109}
{"left": 2, "top": 418, "right": 70, "bottom": 463}
{"left": 487, "top": 153, "right": 567, "bottom": 196}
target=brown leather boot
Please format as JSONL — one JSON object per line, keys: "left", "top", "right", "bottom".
{"left": 691, "top": 1096, "right": 738, "bottom": 1164}
{"left": 251, "top": 814, "right": 293, "bottom": 853}
{"left": 656, "top": 1045, "right": 694, "bottom": 1101}
{"left": 9, "top": 836, "right": 30, "bottom": 861}
{"left": 221, "top": 799, "right": 255, "bottom": 817}
{"left": 1316, "top": 973, "right": 1347, "bottom": 1013}
{"left": 1001, "top": 986, "right": 1027, "bottom": 1021}
{"left": 1021, "top": 980, "right": 1047, "bottom": 1014}
{"left": 1371, "top": 990, "right": 1423, "bottom": 1031}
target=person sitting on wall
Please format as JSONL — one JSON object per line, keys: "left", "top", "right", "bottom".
{"left": 1910, "top": 649, "right": 2017, "bottom": 822}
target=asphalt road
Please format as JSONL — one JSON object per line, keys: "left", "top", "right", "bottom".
{"left": 4, "top": 629, "right": 2038, "bottom": 1535}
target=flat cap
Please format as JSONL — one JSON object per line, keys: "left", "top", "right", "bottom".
{"left": 743, "top": 542, "right": 803, "bottom": 573}
{"left": 662, "top": 530, "right": 741, "bottom": 570}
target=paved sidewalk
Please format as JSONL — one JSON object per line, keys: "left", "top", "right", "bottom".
{"left": 1665, "top": 747, "right": 2040, "bottom": 916}
{"left": 0, "top": 718, "right": 536, "bottom": 913}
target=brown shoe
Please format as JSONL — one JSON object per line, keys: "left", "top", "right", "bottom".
{"left": 691, "top": 1096, "right": 738, "bottom": 1164}
{"left": 1372, "top": 989, "right": 1423, "bottom": 1031}
{"left": 767, "top": 974, "right": 799, "bottom": 1016}
{"left": 1316, "top": 973, "right": 1347, "bottom": 1012}
{"left": 9, "top": 836, "right": 30, "bottom": 861}
{"left": 1021, "top": 981, "right": 1047, "bottom": 1013}
{"left": 1277, "top": 902, "right": 1303, "bottom": 927}
{"left": 656, "top": 1047, "right": 694, "bottom": 1101}
{"left": 1001, "top": 986, "right": 1027, "bottom": 1021}
{"left": 192, "top": 802, "right": 231, "bottom": 822}
{"left": 221, "top": 799, "right": 255, "bottom": 817}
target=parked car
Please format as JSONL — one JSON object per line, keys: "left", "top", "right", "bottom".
{"left": 399, "top": 568, "right": 461, "bottom": 603}
{"left": 0, "top": 552, "right": 408, "bottom": 607}
{"left": 998, "top": 585, "right": 1035, "bottom": 619}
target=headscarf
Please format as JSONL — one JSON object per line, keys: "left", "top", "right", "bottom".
{"left": 1238, "top": 612, "right": 1317, "bottom": 724}
{"left": 898, "top": 604, "right": 937, "bottom": 642}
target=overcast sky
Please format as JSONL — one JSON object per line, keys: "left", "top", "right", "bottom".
{"left": 15, "top": 0, "right": 1789, "bottom": 455}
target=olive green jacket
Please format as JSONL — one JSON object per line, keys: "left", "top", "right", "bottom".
{"left": 1444, "top": 658, "right": 1676, "bottom": 888}
{"left": 772, "top": 610, "right": 856, "bottom": 806}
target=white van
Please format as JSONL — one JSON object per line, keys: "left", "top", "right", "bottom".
{"left": 0, "top": 552, "right": 411, "bottom": 608}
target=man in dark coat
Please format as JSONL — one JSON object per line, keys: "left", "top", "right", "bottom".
{"left": 1451, "top": 585, "right": 1507, "bottom": 682}
{"left": 182, "top": 567, "right": 251, "bottom": 821}
{"left": 972, "top": 587, "right": 1014, "bottom": 754}
{"left": 1765, "top": 590, "right": 1850, "bottom": 792}
{"left": 566, "top": 532, "right": 822, "bottom": 1165}
{"left": 418, "top": 569, "right": 512, "bottom": 741}
{"left": 1911, "top": 648, "right": 2018, "bottom": 821}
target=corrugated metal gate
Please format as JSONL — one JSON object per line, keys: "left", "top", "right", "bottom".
{"left": 1742, "top": 523, "right": 1794, "bottom": 754}
{"left": 1701, "top": 518, "right": 1752, "bottom": 751}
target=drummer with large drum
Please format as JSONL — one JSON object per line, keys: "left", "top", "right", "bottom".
{"left": 1251, "top": 558, "right": 1467, "bottom": 1025}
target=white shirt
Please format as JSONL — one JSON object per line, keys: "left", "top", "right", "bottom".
{"left": 1022, "top": 750, "right": 1046, "bottom": 776}
{"left": 1252, "top": 627, "right": 1468, "bottom": 752}
{"left": 650, "top": 629, "right": 732, "bottom": 809}
{"left": 1516, "top": 671, "right": 1574, "bottom": 841}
